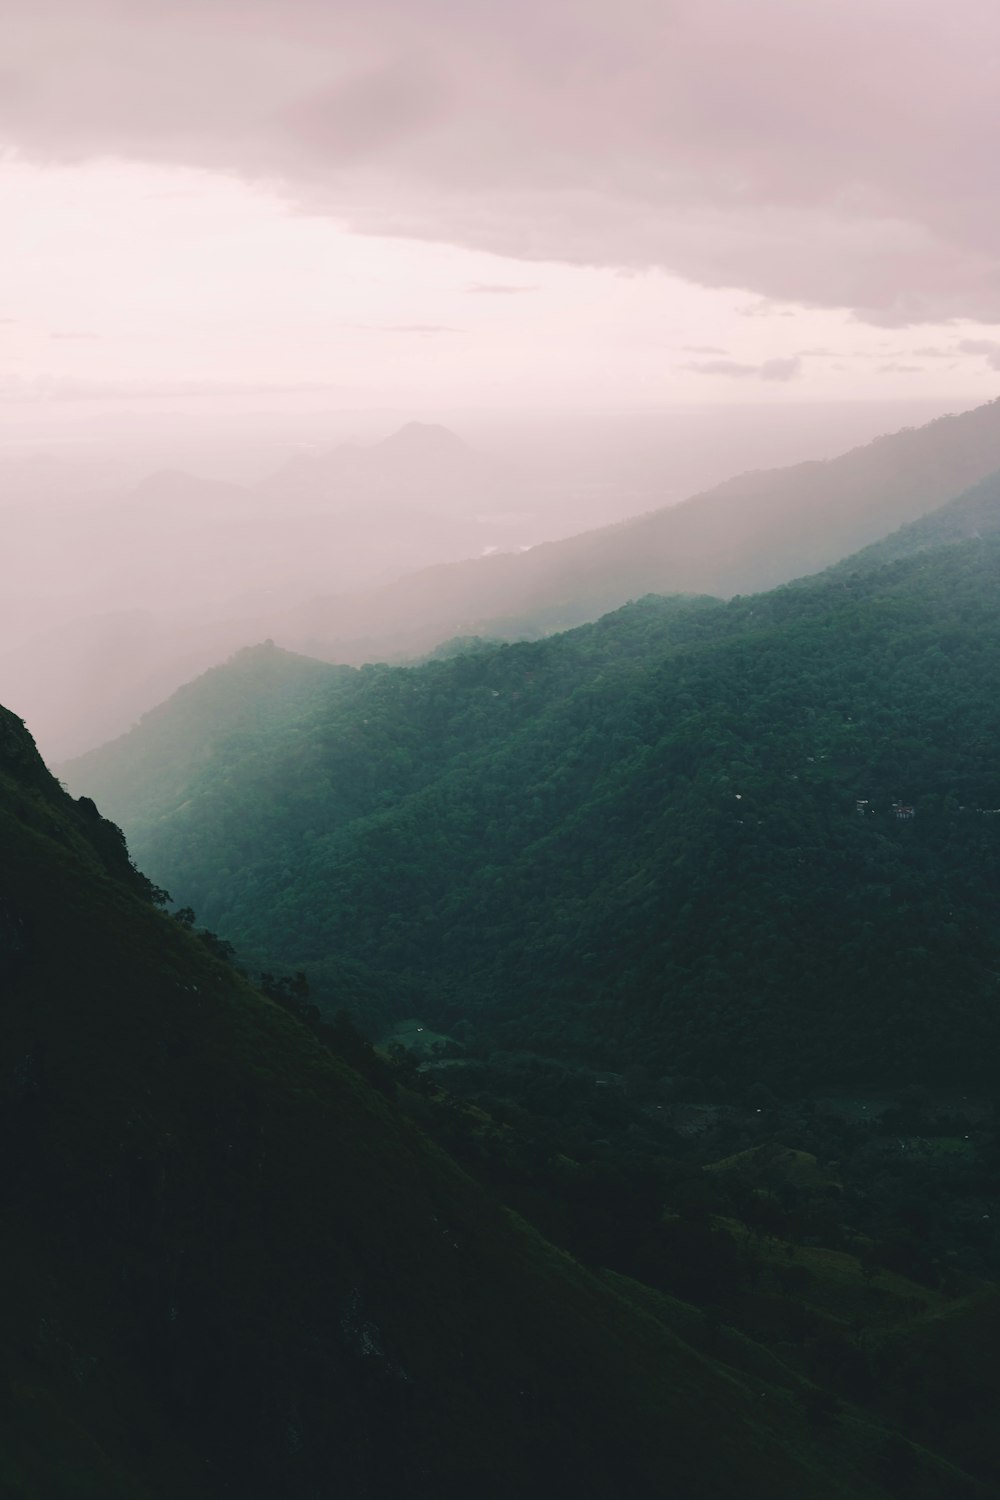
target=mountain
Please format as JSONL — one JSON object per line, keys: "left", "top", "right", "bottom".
{"left": 821, "top": 464, "right": 1000, "bottom": 575}
{"left": 257, "top": 421, "right": 514, "bottom": 513}
{"left": 267, "top": 396, "right": 1000, "bottom": 665}
{"left": 62, "top": 641, "right": 350, "bottom": 832}
{"left": 9, "top": 703, "right": 963, "bottom": 1499}
{"left": 14, "top": 402, "right": 1000, "bottom": 763}
{"left": 0, "top": 425, "right": 534, "bottom": 760}
{"left": 65, "top": 480, "right": 1000, "bottom": 1097}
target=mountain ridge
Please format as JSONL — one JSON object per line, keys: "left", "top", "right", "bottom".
{"left": 261, "top": 396, "right": 1000, "bottom": 665}
{"left": 14, "top": 399, "right": 1000, "bottom": 763}
{"left": 63, "top": 488, "right": 1000, "bottom": 1093}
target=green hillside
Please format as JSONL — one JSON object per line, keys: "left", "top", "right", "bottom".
{"left": 65, "top": 641, "right": 349, "bottom": 832}
{"left": 67, "top": 497, "right": 1000, "bottom": 1094}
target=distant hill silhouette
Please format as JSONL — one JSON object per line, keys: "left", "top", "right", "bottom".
{"left": 15, "top": 399, "right": 1000, "bottom": 759}
{"left": 0, "top": 425, "right": 527, "bottom": 759}
{"left": 255, "top": 421, "right": 514, "bottom": 513}
{"left": 269, "top": 397, "right": 1000, "bottom": 664}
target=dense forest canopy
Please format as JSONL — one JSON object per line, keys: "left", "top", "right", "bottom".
{"left": 67, "top": 475, "right": 1000, "bottom": 1093}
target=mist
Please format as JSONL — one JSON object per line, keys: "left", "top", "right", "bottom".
{"left": 10, "top": 7, "right": 1000, "bottom": 1497}
{"left": 3, "top": 5, "right": 1000, "bottom": 762}
{"left": 1, "top": 394, "right": 987, "bottom": 760}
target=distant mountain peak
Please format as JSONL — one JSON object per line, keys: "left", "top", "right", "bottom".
{"left": 129, "top": 467, "right": 200, "bottom": 497}
{"left": 127, "top": 468, "right": 241, "bottom": 507}
{"left": 378, "top": 421, "right": 468, "bottom": 454}
{"left": 258, "top": 420, "right": 478, "bottom": 502}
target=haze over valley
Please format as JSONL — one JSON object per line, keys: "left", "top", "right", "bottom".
{"left": 5, "top": 4, "right": 1000, "bottom": 1498}
{"left": 3, "top": 395, "right": 994, "bottom": 759}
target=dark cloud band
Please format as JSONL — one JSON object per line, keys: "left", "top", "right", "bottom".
{"left": 5, "top": 0, "right": 1000, "bottom": 325}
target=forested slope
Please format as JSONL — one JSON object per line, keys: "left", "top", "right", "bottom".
{"left": 67, "top": 503, "right": 1000, "bottom": 1093}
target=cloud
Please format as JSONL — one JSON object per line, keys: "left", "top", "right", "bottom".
{"left": 795, "top": 347, "right": 834, "bottom": 356}
{"left": 5, "top": 2, "right": 1000, "bottom": 324}
{"left": 340, "top": 322, "right": 461, "bottom": 333}
{"left": 682, "top": 344, "right": 727, "bottom": 354}
{"left": 0, "top": 375, "right": 342, "bottom": 402}
{"left": 876, "top": 363, "right": 923, "bottom": 373}
{"left": 739, "top": 303, "right": 797, "bottom": 319}
{"left": 686, "top": 356, "right": 802, "bottom": 381}
{"left": 958, "top": 337, "right": 1000, "bottom": 371}
{"left": 465, "top": 282, "right": 538, "bottom": 294}
{"left": 758, "top": 357, "right": 802, "bottom": 382}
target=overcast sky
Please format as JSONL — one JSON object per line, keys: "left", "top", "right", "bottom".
{"left": 3, "top": 0, "right": 1000, "bottom": 410}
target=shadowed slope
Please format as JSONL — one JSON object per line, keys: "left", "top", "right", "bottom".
{"left": 0, "top": 704, "right": 917, "bottom": 1500}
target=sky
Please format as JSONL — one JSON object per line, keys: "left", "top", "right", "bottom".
{"left": 2, "top": 0, "right": 1000, "bottom": 414}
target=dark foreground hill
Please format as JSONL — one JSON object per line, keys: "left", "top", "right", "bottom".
{"left": 66, "top": 478, "right": 1000, "bottom": 1097}
{"left": 2, "top": 703, "right": 940, "bottom": 1500}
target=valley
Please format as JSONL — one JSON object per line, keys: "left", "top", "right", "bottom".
{"left": 8, "top": 8, "right": 1000, "bottom": 1493}
{"left": 33, "top": 408, "right": 1000, "bottom": 1496}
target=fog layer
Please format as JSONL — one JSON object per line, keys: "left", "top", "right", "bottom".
{"left": 0, "top": 396, "right": 988, "bottom": 762}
